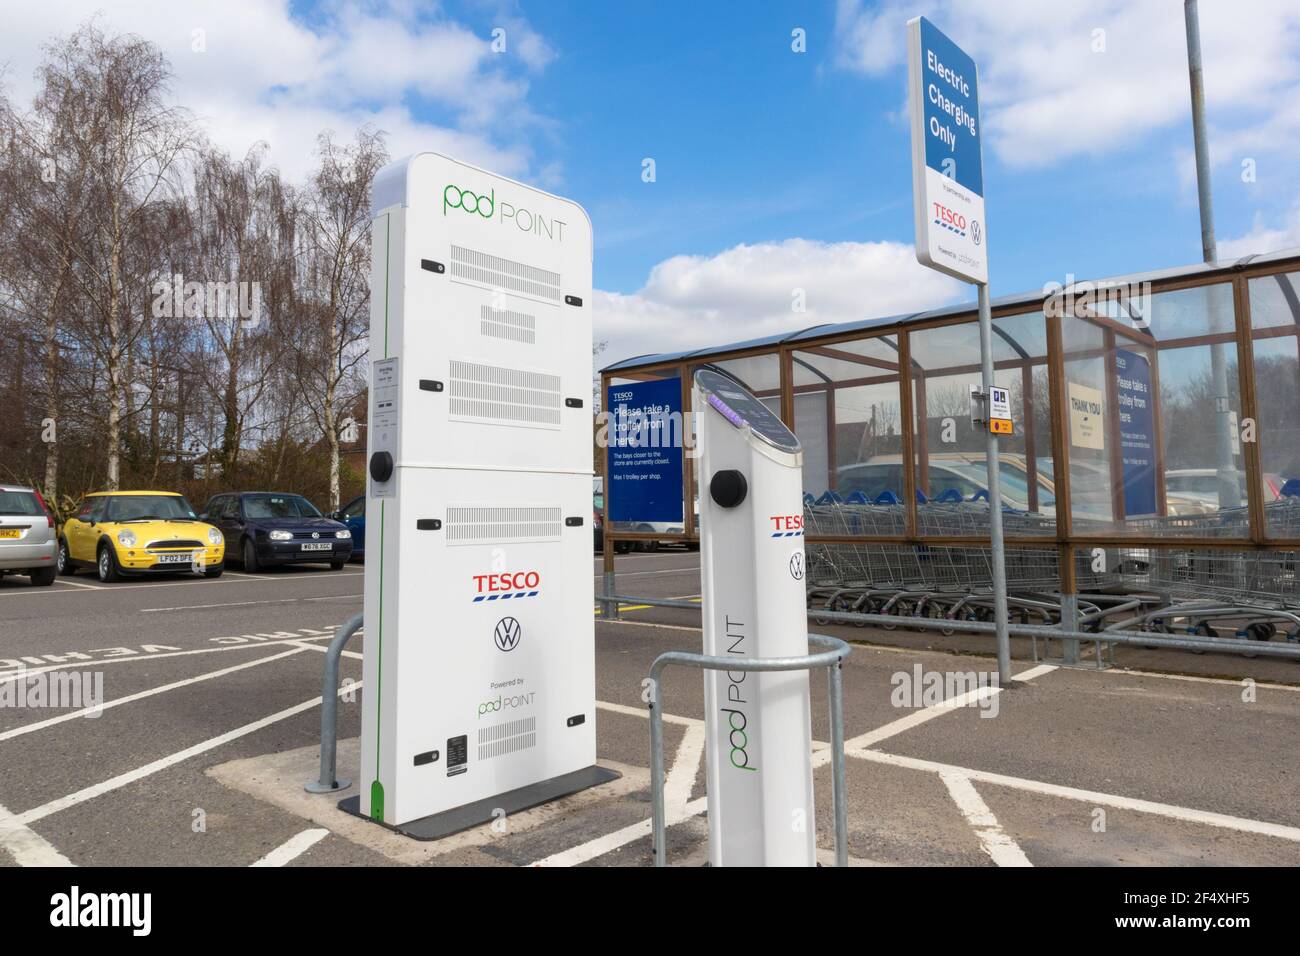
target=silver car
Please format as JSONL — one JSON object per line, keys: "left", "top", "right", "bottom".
{"left": 0, "top": 485, "right": 57, "bottom": 586}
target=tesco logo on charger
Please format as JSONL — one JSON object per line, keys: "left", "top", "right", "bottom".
{"left": 931, "top": 201, "right": 967, "bottom": 235}
{"left": 770, "top": 514, "right": 804, "bottom": 538}
{"left": 472, "top": 570, "right": 541, "bottom": 603}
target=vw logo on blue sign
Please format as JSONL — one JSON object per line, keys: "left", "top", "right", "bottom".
{"left": 494, "top": 616, "right": 522, "bottom": 652}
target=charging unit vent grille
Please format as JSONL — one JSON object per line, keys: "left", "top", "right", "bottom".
{"left": 478, "top": 717, "right": 537, "bottom": 760}
{"left": 480, "top": 305, "right": 536, "bottom": 344}
{"left": 448, "top": 360, "right": 562, "bottom": 427}
{"left": 445, "top": 506, "right": 563, "bottom": 545}
{"left": 449, "top": 244, "right": 561, "bottom": 302}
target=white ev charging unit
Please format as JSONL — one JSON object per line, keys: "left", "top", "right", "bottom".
{"left": 693, "top": 368, "right": 816, "bottom": 866}
{"left": 357, "top": 152, "right": 613, "bottom": 835}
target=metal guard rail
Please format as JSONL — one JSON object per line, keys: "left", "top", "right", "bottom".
{"left": 806, "top": 607, "right": 1300, "bottom": 659}
{"left": 648, "top": 633, "right": 852, "bottom": 868}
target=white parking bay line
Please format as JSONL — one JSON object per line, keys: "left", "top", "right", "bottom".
{"left": 531, "top": 796, "right": 709, "bottom": 867}
{"left": 845, "top": 663, "right": 1057, "bottom": 751}
{"left": 940, "top": 773, "right": 1032, "bottom": 867}
{"left": 142, "top": 594, "right": 361, "bottom": 612}
{"left": 56, "top": 579, "right": 105, "bottom": 590}
{"left": 0, "top": 801, "right": 74, "bottom": 866}
{"left": 251, "top": 828, "right": 329, "bottom": 867}
{"left": 0, "top": 632, "right": 344, "bottom": 687}
{"left": 0, "top": 647, "right": 308, "bottom": 743}
{"left": 142, "top": 598, "right": 298, "bottom": 613}
{"left": 15, "top": 682, "right": 361, "bottom": 827}
{"left": 596, "top": 699, "right": 700, "bottom": 727}
{"left": 664, "top": 724, "right": 705, "bottom": 812}
{"left": 850, "top": 747, "right": 1300, "bottom": 844}
{"left": 291, "top": 641, "right": 363, "bottom": 661}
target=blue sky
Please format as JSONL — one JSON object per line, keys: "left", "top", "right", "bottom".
{"left": 6, "top": 0, "right": 1300, "bottom": 362}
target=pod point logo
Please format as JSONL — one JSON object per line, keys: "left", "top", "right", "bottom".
{"left": 477, "top": 691, "right": 535, "bottom": 719}
{"left": 443, "top": 182, "right": 567, "bottom": 242}
{"left": 494, "top": 616, "right": 522, "bottom": 652}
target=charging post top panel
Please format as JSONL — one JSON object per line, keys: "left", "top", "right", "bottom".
{"left": 694, "top": 368, "right": 801, "bottom": 458}
{"left": 376, "top": 153, "right": 593, "bottom": 474}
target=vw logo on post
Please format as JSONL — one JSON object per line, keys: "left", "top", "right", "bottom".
{"left": 494, "top": 616, "right": 522, "bottom": 652}
{"left": 971, "top": 220, "right": 982, "bottom": 246}
{"left": 789, "top": 551, "right": 805, "bottom": 581}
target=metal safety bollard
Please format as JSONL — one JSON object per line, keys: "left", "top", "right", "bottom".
{"left": 305, "top": 612, "right": 364, "bottom": 794}
{"left": 647, "top": 633, "right": 852, "bottom": 867}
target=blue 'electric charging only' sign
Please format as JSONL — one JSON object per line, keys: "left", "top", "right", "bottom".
{"left": 908, "top": 16, "right": 988, "bottom": 284}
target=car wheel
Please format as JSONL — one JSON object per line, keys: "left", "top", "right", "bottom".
{"left": 97, "top": 545, "right": 121, "bottom": 583}
{"left": 30, "top": 566, "right": 56, "bottom": 587}
{"left": 57, "top": 539, "right": 75, "bottom": 575}
{"left": 329, "top": 559, "right": 346, "bottom": 571}
{"left": 242, "top": 538, "right": 261, "bottom": 573}
{"left": 634, "top": 525, "right": 658, "bottom": 552}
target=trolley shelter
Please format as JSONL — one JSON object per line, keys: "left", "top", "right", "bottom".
{"left": 600, "top": 249, "right": 1300, "bottom": 644}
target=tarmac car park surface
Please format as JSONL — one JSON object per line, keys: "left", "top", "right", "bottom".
{"left": 1, "top": 551, "right": 1298, "bottom": 867}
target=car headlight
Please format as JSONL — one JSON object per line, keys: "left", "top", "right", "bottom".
{"left": 208, "top": 527, "right": 223, "bottom": 545}
{"left": 117, "top": 530, "right": 136, "bottom": 547}
{"left": 269, "top": 530, "right": 293, "bottom": 541}
{"left": 335, "top": 529, "right": 351, "bottom": 539}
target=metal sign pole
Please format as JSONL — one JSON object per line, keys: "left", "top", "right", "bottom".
{"left": 977, "top": 284, "right": 1012, "bottom": 685}
{"left": 907, "top": 16, "right": 1010, "bottom": 685}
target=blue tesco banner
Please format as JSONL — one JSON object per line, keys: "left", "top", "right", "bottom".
{"left": 606, "top": 378, "right": 684, "bottom": 523}
{"left": 1115, "top": 349, "right": 1157, "bottom": 517}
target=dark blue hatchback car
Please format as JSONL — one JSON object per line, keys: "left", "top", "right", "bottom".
{"left": 202, "top": 492, "right": 353, "bottom": 572}
{"left": 328, "top": 496, "right": 365, "bottom": 561}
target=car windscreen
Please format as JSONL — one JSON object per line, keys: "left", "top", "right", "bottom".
{"left": 103, "top": 495, "right": 197, "bottom": 521}
{"left": 0, "top": 490, "right": 42, "bottom": 516}
{"left": 244, "top": 495, "right": 322, "bottom": 520}
{"left": 947, "top": 463, "right": 1056, "bottom": 508}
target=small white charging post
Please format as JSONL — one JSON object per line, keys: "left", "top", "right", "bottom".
{"left": 693, "top": 368, "right": 815, "bottom": 867}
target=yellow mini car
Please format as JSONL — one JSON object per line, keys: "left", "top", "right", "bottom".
{"left": 57, "top": 491, "right": 225, "bottom": 582}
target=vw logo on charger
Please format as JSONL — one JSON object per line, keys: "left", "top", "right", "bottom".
{"left": 789, "top": 552, "right": 805, "bottom": 581}
{"left": 494, "top": 616, "right": 522, "bottom": 652}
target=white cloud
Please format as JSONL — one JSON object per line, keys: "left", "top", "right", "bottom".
{"left": 833, "top": 0, "right": 1300, "bottom": 172}
{"left": 0, "top": 0, "right": 551, "bottom": 182}
{"left": 595, "top": 238, "right": 964, "bottom": 367}
{"left": 1220, "top": 202, "right": 1300, "bottom": 260}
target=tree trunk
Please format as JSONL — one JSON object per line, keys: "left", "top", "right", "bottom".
{"left": 106, "top": 232, "right": 123, "bottom": 491}
{"left": 222, "top": 323, "right": 242, "bottom": 483}
{"left": 326, "top": 308, "right": 341, "bottom": 510}
{"left": 42, "top": 279, "right": 62, "bottom": 507}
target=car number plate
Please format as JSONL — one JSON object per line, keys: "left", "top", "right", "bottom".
{"left": 301, "top": 542, "right": 333, "bottom": 551}
{"left": 155, "top": 553, "right": 192, "bottom": 564}
{"left": 0, "top": 529, "right": 20, "bottom": 539}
